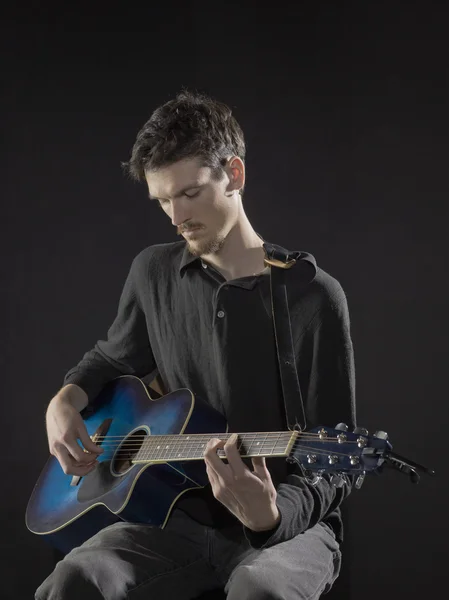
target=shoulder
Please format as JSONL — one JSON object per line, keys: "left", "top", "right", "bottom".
{"left": 290, "top": 251, "right": 346, "bottom": 307}
{"left": 288, "top": 252, "right": 350, "bottom": 329}
{"left": 131, "top": 241, "right": 185, "bottom": 274}
{"left": 309, "top": 267, "right": 347, "bottom": 309}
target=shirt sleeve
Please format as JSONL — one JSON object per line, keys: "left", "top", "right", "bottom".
{"left": 243, "top": 284, "right": 357, "bottom": 549}
{"left": 63, "top": 252, "right": 157, "bottom": 403}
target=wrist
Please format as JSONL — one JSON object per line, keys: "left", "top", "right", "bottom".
{"left": 55, "top": 384, "right": 88, "bottom": 412}
{"left": 249, "top": 506, "right": 281, "bottom": 532}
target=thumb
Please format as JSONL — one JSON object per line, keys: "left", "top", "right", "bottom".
{"left": 251, "top": 456, "right": 268, "bottom": 478}
{"left": 78, "top": 424, "right": 104, "bottom": 454}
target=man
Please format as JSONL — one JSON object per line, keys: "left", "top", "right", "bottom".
{"left": 37, "top": 89, "right": 356, "bottom": 599}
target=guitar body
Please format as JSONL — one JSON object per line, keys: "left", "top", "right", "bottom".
{"left": 27, "top": 376, "right": 401, "bottom": 555}
{"left": 26, "top": 376, "right": 227, "bottom": 554}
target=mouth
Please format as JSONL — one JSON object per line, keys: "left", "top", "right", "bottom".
{"left": 183, "top": 227, "right": 203, "bottom": 236}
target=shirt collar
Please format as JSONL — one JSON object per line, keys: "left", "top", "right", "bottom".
{"left": 179, "top": 243, "right": 202, "bottom": 276}
{"left": 179, "top": 235, "right": 317, "bottom": 281}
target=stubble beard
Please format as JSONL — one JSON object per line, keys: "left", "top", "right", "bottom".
{"left": 185, "top": 230, "right": 227, "bottom": 258}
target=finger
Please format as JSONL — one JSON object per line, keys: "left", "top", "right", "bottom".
{"left": 205, "top": 461, "right": 219, "bottom": 488}
{"left": 78, "top": 425, "right": 104, "bottom": 454}
{"left": 55, "top": 446, "right": 97, "bottom": 476}
{"left": 251, "top": 456, "right": 269, "bottom": 479}
{"left": 204, "top": 438, "right": 231, "bottom": 481}
{"left": 205, "top": 461, "right": 227, "bottom": 502}
{"left": 73, "top": 458, "right": 98, "bottom": 467}
{"left": 223, "top": 434, "right": 247, "bottom": 478}
{"left": 60, "top": 436, "right": 94, "bottom": 464}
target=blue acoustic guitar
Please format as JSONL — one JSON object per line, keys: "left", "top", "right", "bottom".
{"left": 26, "top": 375, "right": 432, "bottom": 554}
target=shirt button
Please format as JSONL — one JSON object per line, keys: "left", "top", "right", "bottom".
{"left": 217, "top": 310, "right": 225, "bottom": 318}
{"left": 202, "top": 262, "right": 208, "bottom": 269}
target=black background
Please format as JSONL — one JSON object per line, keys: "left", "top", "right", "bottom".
{"left": 2, "top": 1, "right": 447, "bottom": 598}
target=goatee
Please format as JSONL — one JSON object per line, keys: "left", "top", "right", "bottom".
{"left": 186, "top": 234, "right": 226, "bottom": 258}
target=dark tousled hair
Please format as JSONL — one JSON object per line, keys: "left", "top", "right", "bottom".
{"left": 122, "top": 88, "right": 246, "bottom": 195}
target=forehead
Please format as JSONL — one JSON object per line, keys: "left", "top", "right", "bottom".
{"left": 145, "top": 158, "right": 210, "bottom": 196}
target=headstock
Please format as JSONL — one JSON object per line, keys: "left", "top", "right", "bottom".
{"left": 288, "top": 423, "right": 434, "bottom": 488}
{"left": 288, "top": 423, "right": 392, "bottom": 489}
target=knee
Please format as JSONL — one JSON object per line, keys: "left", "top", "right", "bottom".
{"left": 226, "top": 564, "right": 280, "bottom": 600}
{"left": 36, "top": 559, "right": 100, "bottom": 600}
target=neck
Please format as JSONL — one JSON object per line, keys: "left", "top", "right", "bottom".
{"left": 133, "top": 431, "right": 297, "bottom": 463}
{"left": 202, "top": 206, "right": 266, "bottom": 280}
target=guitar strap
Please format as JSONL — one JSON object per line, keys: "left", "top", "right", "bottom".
{"left": 262, "top": 240, "right": 313, "bottom": 432}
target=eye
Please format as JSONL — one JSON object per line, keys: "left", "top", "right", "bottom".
{"left": 185, "top": 190, "right": 200, "bottom": 199}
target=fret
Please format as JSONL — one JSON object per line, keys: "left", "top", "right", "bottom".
{"left": 164, "top": 436, "right": 174, "bottom": 460}
{"left": 183, "top": 435, "right": 191, "bottom": 460}
{"left": 142, "top": 436, "right": 149, "bottom": 461}
{"left": 165, "top": 436, "right": 173, "bottom": 459}
{"left": 154, "top": 434, "right": 165, "bottom": 462}
{"left": 172, "top": 434, "right": 183, "bottom": 460}
{"left": 165, "top": 435, "right": 173, "bottom": 459}
{"left": 135, "top": 435, "right": 146, "bottom": 462}
{"left": 246, "top": 433, "right": 255, "bottom": 456}
{"left": 275, "top": 431, "right": 283, "bottom": 456}
{"left": 135, "top": 437, "right": 144, "bottom": 462}
{"left": 196, "top": 436, "right": 208, "bottom": 458}
{"left": 143, "top": 436, "right": 151, "bottom": 461}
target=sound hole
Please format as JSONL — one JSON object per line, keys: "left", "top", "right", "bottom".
{"left": 111, "top": 428, "right": 148, "bottom": 476}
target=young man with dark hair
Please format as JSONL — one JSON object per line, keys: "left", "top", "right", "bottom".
{"left": 37, "top": 89, "right": 356, "bottom": 600}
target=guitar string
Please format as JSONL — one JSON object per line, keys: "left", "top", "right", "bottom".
{"left": 92, "top": 432, "right": 355, "bottom": 441}
{"left": 96, "top": 431, "right": 340, "bottom": 440}
{"left": 93, "top": 435, "right": 340, "bottom": 444}
{"left": 90, "top": 434, "right": 359, "bottom": 445}
{"left": 88, "top": 440, "right": 361, "bottom": 455}
{"left": 83, "top": 435, "right": 361, "bottom": 451}
{"left": 92, "top": 439, "right": 361, "bottom": 451}
{"left": 81, "top": 441, "right": 363, "bottom": 462}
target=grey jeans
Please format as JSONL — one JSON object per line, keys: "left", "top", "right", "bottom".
{"left": 36, "top": 508, "right": 342, "bottom": 600}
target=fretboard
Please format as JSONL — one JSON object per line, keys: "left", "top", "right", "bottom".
{"left": 133, "top": 431, "right": 299, "bottom": 463}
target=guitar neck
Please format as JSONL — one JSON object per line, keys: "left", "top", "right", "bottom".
{"left": 133, "top": 431, "right": 299, "bottom": 463}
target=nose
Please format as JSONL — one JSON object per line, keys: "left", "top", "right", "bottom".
{"left": 170, "top": 199, "right": 192, "bottom": 227}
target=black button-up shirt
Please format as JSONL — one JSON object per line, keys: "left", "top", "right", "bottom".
{"left": 64, "top": 239, "right": 356, "bottom": 548}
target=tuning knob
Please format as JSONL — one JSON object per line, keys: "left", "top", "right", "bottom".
{"left": 374, "top": 430, "right": 389, "bottom": 440}
{"left": 353, "top": 427, "right": 369, "bottom": 435}
{"left": 355, "top": 471, "right": 366, "bottom": 489}
{"left": 310, "top": 469, "right": 325, "bottom": 486}
{"left": 335, "top": 423, "right": 348, "bottom": 432}
{"left": 330, "top": 473, "right": 347, "bottom": 488}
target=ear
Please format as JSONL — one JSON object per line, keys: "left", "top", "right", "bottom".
{"left": 226, "top": 156, "right": 245, "bottom": 194}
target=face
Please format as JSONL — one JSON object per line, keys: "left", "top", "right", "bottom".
{"left": 145, "top": 156, "right": 244, "bottom": 257}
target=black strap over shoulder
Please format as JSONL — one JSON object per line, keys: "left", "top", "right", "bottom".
{"left": 263, "top": 241, "right": 307, "bottom": 431}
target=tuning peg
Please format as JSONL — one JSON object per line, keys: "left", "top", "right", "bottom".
{"left": 355, "top": 471, "right": 366, "bottom": 489}
{"left": 353, "top": 426, "right": 369, "bottom": 435}
{"left": 410, "top": 469, "right": 420, "bottom": 484}
{"left": 335, "top": 423, "right": 348, "bottom": 432}
{"left": 310, "top": 469, "right": 325, "bottom": 487}
{"left": 330, "top": 473, "right": 347, "bottom": 488}
{"left": 374, "top": 430, "right": 389, "bottom": 440}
